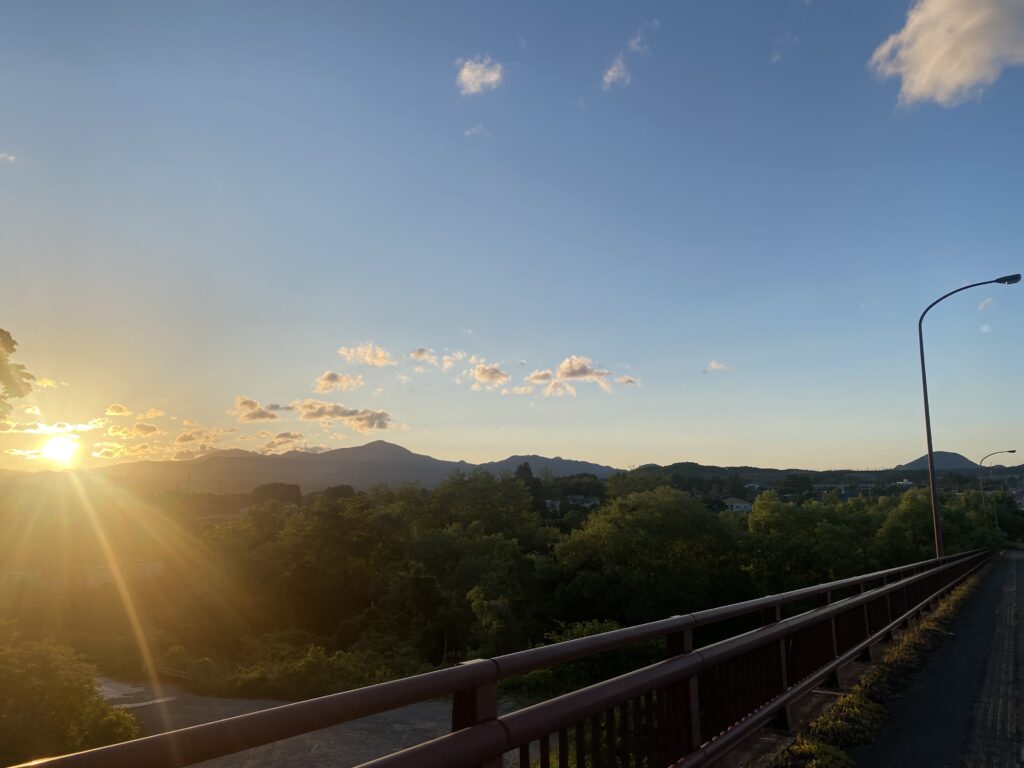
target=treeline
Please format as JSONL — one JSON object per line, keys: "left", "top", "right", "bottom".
{"left": 0, "top": 467, "right": 1019, "bottom": 707}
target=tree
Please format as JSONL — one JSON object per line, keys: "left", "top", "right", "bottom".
{"left": 0, "top": 329, "right": 34, "bottom": 417}
{"left": 251, "top": 482, "right": 302, "bottom": 505}
{"left": 0, "top": 623, "right": 138, "bottom": 765}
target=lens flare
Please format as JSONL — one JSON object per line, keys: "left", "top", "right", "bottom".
{"left": 41, "top": 436, "right": 79, "bottom": 465}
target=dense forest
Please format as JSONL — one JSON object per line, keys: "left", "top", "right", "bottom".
{"left": 0, "top": 465, "right": 1019, "bottom": 762}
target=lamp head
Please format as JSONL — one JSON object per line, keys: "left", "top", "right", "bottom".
{"left": 995, "top": 274, "right": 1021, "bottom": 284}
{"left": 1010, "top": 450, "right": 1018, "bottom": 454}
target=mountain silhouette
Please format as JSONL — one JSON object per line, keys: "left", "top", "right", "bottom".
{"left": 90, "top": 440, "right": 618, "bottom": 494}
{"left": 896, "top": 452, "right": 980, "bottom": 471}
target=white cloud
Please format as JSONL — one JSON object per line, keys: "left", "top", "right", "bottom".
{"left": 229, "top": 395, "right": 280, "bottom": 422}
{"left": 35, "top": 378, "right": 61, "bottom": 389}
{"left": 442, "top": 351, "right": 466, "bottom": 371}
{"left": 0, "top": 153, "right": 14, "bottom": 163}
{"left": 338, "top": 342, "right": 397, "bottom": 367}
{"left": 409, "top": 347, "right": 439, "bottom": 366}
{"left": 602, "top": 53, "right": 631, "bottom": 90}
{"left": 92, "top": 441, "right": 126, "bottom": 460}
{"left": 105, "top": 403, "right": 132, "bottom": 417}
{"left": 464, "top": 124, "right": 489, "bottom": 138}
{"left": 314, "top": 371, "right": 365, "bottom": 393}
{"left": 870, "top": 0, "right": 1024, "bottom": 107}
{"left": 616, "top": 375, "right": 640, "bottom": 385}
{"left": 23, "top": 405, "right": 41, "bottom": 417}
{"left": 472, "top": 362, "right": 511, "bottom": 387}
{"left": 544, "top": 380, "right": 576, "bottom": 398}
{"left": 525, "top": 369, "right": 553, "bottom": 384}
{"left": 510, "top": 385, "right": 535, "bottom": 395}
{"left": 133, "top": 422, "right": 161, "bottom": 436}
{"left": 293, "top": 399, "right": 393, "bottom": 433}
{"left": 456, "top": 55, "right": 504, "bottom": 95}
{"left": 981, "top": 323, "right": 992, "bottom": 333}
{"left": 979, "top": 297, "right": 995, "bottom": 311}
{"left": 0, "top": 419, "right": 105, "bottom": 435}
{"left": 703, "top": 360, "right": 732, "bottom": 374}
{"left": 556, "top": 355, "right": 612, "bottom": 392}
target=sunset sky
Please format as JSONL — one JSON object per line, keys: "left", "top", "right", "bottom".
{"left": 2, "top": 0, "right": 1024, "bottom": 472}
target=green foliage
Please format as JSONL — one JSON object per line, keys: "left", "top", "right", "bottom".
{"left": 0, "top": 328, "right": 34, "bottom": 417}
{"left": 0, "top": 622, "right": 138, "bottom": 766}
{"left": 772, "top": 737, "right": 855, "bottom": 768}
{"left": 806, "top": 692, "right": 885, "bottom": 747}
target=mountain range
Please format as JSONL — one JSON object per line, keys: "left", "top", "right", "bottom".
{"left": 84, "top": 440, "right": 621, "bottom": 494}
{"left": 1, "top": 443, "right": 1017, "bottom": 497}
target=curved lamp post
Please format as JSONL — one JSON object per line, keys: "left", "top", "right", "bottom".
{"left": 980, "top": 449, "right": 1016, "bottom": 528}
{"left": 919, "top": 273, "right": 1021, "bottom": 558}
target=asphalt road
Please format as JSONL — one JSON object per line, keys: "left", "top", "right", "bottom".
{"left": 100, "top": 678, "right": 459, "bottom": 767}
{"left": 851, "top": 550, "right": 1022, "bottom": 768}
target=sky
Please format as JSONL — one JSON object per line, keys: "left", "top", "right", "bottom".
{"left": 2, "top": 0, "right": 1024, "bottom": 473}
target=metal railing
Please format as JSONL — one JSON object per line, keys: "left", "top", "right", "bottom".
{"left": 23, "top": 548, "right": 991, "bottom": 768}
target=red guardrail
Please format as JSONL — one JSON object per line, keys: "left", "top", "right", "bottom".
{"left": 22, "top": 548, "right": 990, "bottom": 768}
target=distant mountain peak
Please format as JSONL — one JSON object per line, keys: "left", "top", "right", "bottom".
{"left": 896, "top": 451, "right": 979, "bottom": 471}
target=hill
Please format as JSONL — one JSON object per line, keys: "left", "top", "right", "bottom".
{"left": 896, "top": 452, "right": 979, "bottom": 471}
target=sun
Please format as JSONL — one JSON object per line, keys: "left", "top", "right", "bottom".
{"left": 41, "top": 436, "right": 80, "bottom": 466}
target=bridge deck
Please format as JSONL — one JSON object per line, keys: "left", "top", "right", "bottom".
{"left": 851, "top": 550, "right": 1022, "bottom": 768}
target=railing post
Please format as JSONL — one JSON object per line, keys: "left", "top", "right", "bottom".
{"left": 662, "top": 627, "right": 701, "bottom": 762}
{"left": 816, "top": 590, "right": 842, "bottom": 689}
{"left": 451, "top": 659, "right": 500, "bottom": 768}
{"left": 761, "top": 605, "right": 793, "bottom": 729}
{"left": 882, "top": 575, "right": 895, "bottom": 643}
{"left": 856, "top": 583, "right": 873, "bottom": 661}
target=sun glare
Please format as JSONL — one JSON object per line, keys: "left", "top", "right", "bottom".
{"left": 41, "top": 436, "right": 79, "bottom": 466}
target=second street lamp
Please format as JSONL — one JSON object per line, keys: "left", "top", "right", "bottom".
{"left": 980, "top": 449, "right": 1016, "bottom": 528}
{"left": 918, "top": 273, "right": 1021, "bottom": 558}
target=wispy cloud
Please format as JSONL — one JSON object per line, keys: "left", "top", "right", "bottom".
{"left": 603, "top": 20, "right": 659, "bottom": 90}
{"left": 293, "top": 399, "right": 393, "bottom": 433}
{"left": 410, "top": 347, "right": 439, "bottom": 366}
{"left": 616, "top": 375, "right": 640, "bottom": 385}
{"left": 133, "top": 422, "right": 161, "bottom": 436}
{"left": 464, "top": 124, "right": 489, "bottom": 138}
{"left": 338, "top": 342, "right": 397, "bottom": 367}
{"left": 703, "top": 360, "right": 732, "bottom": 374}
{"left": 314, "top": 371, "right": 365, "bottom": 393}
{"left": 456, "top": 55, "right": 504, "bottom": 96}
{"left": 602, "top": 53, "right": 631, "bottom": 90}
{"left": 0, "top": 153, "right": 14, "bottom": 163}
{"left": 771, "top": 32, "right": 799, "bottom": 64}
{"left": 870, "top": 0, "right": 1024, "bottom": 107}
{"left": 229, "top": 395, "right": 280, "bottom": 422}
{"left": 261, "top": 431, "right": 320, "bottom": 454}
{"left": 544, "top": 380, "right": 576, "bottom": 398}
{"left": 105, "top": 403, "right": 132, "bottom": 416}
{"left": 442, "top": 351, "right": 466, "bottom": 371}
{"left": 979, "top": 297, "right": 995, "bottom": 311}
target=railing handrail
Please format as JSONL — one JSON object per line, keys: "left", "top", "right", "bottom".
{"left": 492, "top": 547, "right": 982, "bottom": 676}
{"left": 356, "top": 549, "right": 991, "bottom": 767}
{"left": 21, "top": 548, "right": 987, "bottom": 768}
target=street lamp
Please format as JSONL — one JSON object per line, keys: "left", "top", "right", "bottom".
{"left": 980, "top": 449, "right": 1016, "bottom": 528}
{"left": 918, "top": 273, "right": 1021, "bottom": 558}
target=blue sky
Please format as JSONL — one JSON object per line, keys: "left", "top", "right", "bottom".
{"left": 2, "top": 0, "right": 1024, "bottom": 471}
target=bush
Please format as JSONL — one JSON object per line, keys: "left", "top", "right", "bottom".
{"left": 0, "top": 623, "right": 138, "bottom": 766}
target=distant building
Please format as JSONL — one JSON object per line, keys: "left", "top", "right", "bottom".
{"left": 722, "top": 497, "right": 753, "bottom": 513}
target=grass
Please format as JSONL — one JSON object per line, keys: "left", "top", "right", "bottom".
{"left": 770, "top": 565, "right": 988, "bottom": 768}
